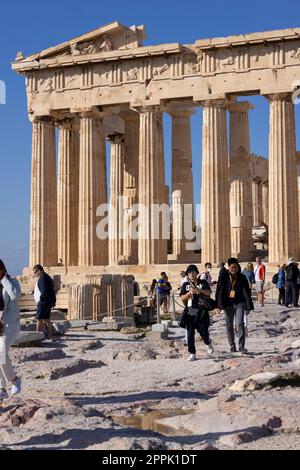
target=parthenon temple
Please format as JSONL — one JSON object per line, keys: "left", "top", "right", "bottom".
{"left": 12, "top": 22, "right": 300, "bottom": 278}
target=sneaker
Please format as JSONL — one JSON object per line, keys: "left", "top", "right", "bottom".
{"left": 11, "top": 378, "right": 22, "bottom": 396}
{"left": 187, "top": 354, "right": 196, "bottom": 362}
{"left": 207, "top": 341, "right": 214, "bottom": 355}
{"left": 239, "top": 347, "right": 248, "bottom": 354}
{"left": 0, "top": 389, "right": 9, "bottom": 401}
{"left": 230, "top": 345, "right": 237, "bottom": 353}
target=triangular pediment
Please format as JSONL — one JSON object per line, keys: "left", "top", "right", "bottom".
{"left": 15, "top": 22, "right": 147, "bottom": 62}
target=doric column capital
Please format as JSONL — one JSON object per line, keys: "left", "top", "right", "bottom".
{"left": 164, "top": 101, "right": 196, "bottom": 118}
{"left": 198, "top": 98, "right": 228, "bottom": 109}
{"left": 57, "top": 117, "right": 80, "bottom": 132}
{"left": 29, "top": 114, "right": 54, "bottom": 124}
{"left": 265, "top": 92, "right": 293, "bottom": 102}
{"left": 131, "top": 104, "right": 161, "bottom": 115}
{"left": 228, "top": 101, "right": 254, "bottom": 113}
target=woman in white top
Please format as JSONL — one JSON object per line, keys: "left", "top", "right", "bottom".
{"left": 0, "top": 259, "right": 22, "bottom": 400}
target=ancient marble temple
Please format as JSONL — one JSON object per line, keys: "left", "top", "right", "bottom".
{"left": 12, "top": 22, "right": 300, "bottom": 269}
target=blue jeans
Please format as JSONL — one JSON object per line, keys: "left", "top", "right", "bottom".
{"left": 224, "top": 303, "right": 246, "bottom": 349}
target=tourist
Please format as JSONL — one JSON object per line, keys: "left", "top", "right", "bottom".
{"left": 242, "top": 263, "right": 255, "bottom": 289}
{"left": 285, "top": 258, "right": 300, "bottom": 308}
{"left": 254, "top": 257, "right": 266, "bottom": 307}
{"left": 275, "top": 264, "right": 286, "bottom": 306}
{"left": 200, "top": 262, "right": 216, "bottom": 286}
{"left": 216, "top": 257, "right": 254, "bottom": 354}
{"left": 132, "top": 276, "right": 140, "bottom": 297}
{"left": 241, "top": 262, "right": 255, "bottom": 336}
{"left": 0, "top": 259, "right": 22, "bottom": 400}
{"left": 180, "top": 264, "right": 214, "bottom": 361}
{"left": 33, "top": 265, "right": 56, "bottom": 340}
{"left": 217, "top": 262, "right": 227, "bottom": 285}
{"left": 156, "top": 272, "right": 171, "bottom": 314}
{"left": 177, "top": 270, "right": 188, "bottom": 292}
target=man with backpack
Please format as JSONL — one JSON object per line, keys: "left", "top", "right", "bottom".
{"left": 285, "top": 259, "right": 300, "bottom": 308}
{"left": 200, "top": 262, "right": 216, "bottom": 287}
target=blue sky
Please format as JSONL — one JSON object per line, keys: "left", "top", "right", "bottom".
{"left": 0, "top": 0, "right": 299, "bottom": 274}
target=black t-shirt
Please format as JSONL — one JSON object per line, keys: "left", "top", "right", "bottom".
{"left": 180, "top": 279, "right": 211, "bottom": 308}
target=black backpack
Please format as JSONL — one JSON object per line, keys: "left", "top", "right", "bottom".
{"left": 272, "top": 273, "right": 279, "bottom": 285}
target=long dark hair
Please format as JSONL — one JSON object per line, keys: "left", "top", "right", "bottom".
{"left": 0, "top": 259, "right": 7, "bottom": 275}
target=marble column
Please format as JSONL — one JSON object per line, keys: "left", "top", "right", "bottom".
{"left": 169, "top": 104, "right": 194, "bottom": 259}
{"left": 57, "top": 119, "right": 79, "bottom": 266}
{"left": 108, "top": 134, "right": 124, "bottom": 265}
{"left": 229, "top": 101, "right": 253, "bottom": 260}
{"left": 172, "top": 190, "right": 184, "bottom": 259}
{"left": 122, "top": 112, "right": 139, "bottom": 264}
{"left": 30, "top": 117, "right": 58, "bottom": 267}
{"left": 200, "top": 100, "right": 231, "bottom": 263}
{"left": 78, "top": 112, "right": 108, "bottom": 266}
{"left": 138, "top": 107, "right": 167, "bottom": 265}
{"left": 262, "top": 181, "right": 269, "bottom": 226}
{"left": 267, "top": 93, "right": 300, "bottom": 262}
{"left": 252, "top": 179, "right": 263, "bottom": 226}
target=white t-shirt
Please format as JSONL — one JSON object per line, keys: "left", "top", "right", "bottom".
{"left": 34, "top": 281, "right": 41, "bottom": 304}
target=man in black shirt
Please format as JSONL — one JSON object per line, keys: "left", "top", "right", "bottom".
{"left": 180, "top": 264, "right": 214, "bottom": 361}
{"left": 33, "top": 265, "right": 56, "bottom": 340}
{"left": 216, "top": 257, "right": 254, "bottom": 353}
{"left": 285, "top": 258, "right": 300, "bottom": 308}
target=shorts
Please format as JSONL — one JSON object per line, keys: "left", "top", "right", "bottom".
{"left": 36, "top": 302, "right": 52, "bottom": 320}
{"left": 256, "top": 281, "right": 264, "bottom": 293}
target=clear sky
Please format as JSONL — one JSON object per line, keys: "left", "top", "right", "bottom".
{"left": 0, "top": 0, "right": 299, "bottom": 275}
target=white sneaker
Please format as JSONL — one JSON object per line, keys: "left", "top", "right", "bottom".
{"left": 187, "top": 354, "right": 196, "bottom": 362}
{"left": 207, "top": 342, "right": 214, "bottom": 355}
{"left": 11, "top": 378, "right": 21, "bottom": 396}
{"left": 0, "top": 389, "right": 9, "bottom": 400}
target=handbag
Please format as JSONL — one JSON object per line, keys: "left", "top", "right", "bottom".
{"left": 198, "top": 295, "right": 217, "bottom": 311}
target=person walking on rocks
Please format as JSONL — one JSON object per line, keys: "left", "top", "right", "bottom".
{"left": 0, "top": 259, "right": 22, "bottom": 400}
{"left": 200, "top": 262, "right": 216, "bottom": 287}
{"left": 285, "top": 258, "right": 300, "bottom": 308}
{"left": 180, "top": 264, "right": 214, "bottom": 361}
{"left": 254, "top": 257, "right": 266, "bottom": 307}
{"left": 33, "top": 265, "right": 56, "bottom": 340}
{"left": 216, "top": 257, "right": 254, "bottom": 354}
{"left": 275, "top": 264, "right": 286, "bottom": 306}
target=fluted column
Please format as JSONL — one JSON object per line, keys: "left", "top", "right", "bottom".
{"left": 30, "top": 117, "right": 58, "bottom": 267}
{"left": 138, "top": 107, "right": 167, "bottom": 265}
{"left": 168, "top": 104, "right": 194, "bottom": 259}
{"left": 57, "top": 119, "right": 79, "bottom": 266}
{"left": 172, "top": 190, "right": 184, "bottom": 259}
{"left": 267, "top": 93, "right": 300, "bottom": 262}
{"left": 122, "top": 112, "right": 139, "bottom": 264}
{"left": 262, "top": 181, "right": 269, "bottom": 226}
{"left": 200, "top": 100, "right": 231, "bottom": 263}
{"left": 229, "top": 101, "right": 253, "bottom": 260}
{"left": 108, "top": 134, "right": 124, "bottom": 265}
{"left": 78, "top": 112, "right": 108, "bottom": 266}
{"left": 252, "top": 179, "right": 263, "bottom": 226}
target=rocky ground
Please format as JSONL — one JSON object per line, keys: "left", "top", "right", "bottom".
{"left": 1, "top": 302, "right": 300, "bottom": 450}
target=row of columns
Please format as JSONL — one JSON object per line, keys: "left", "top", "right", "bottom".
{"left": 29, "top": 92, "right": 300, "bottom": 269}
